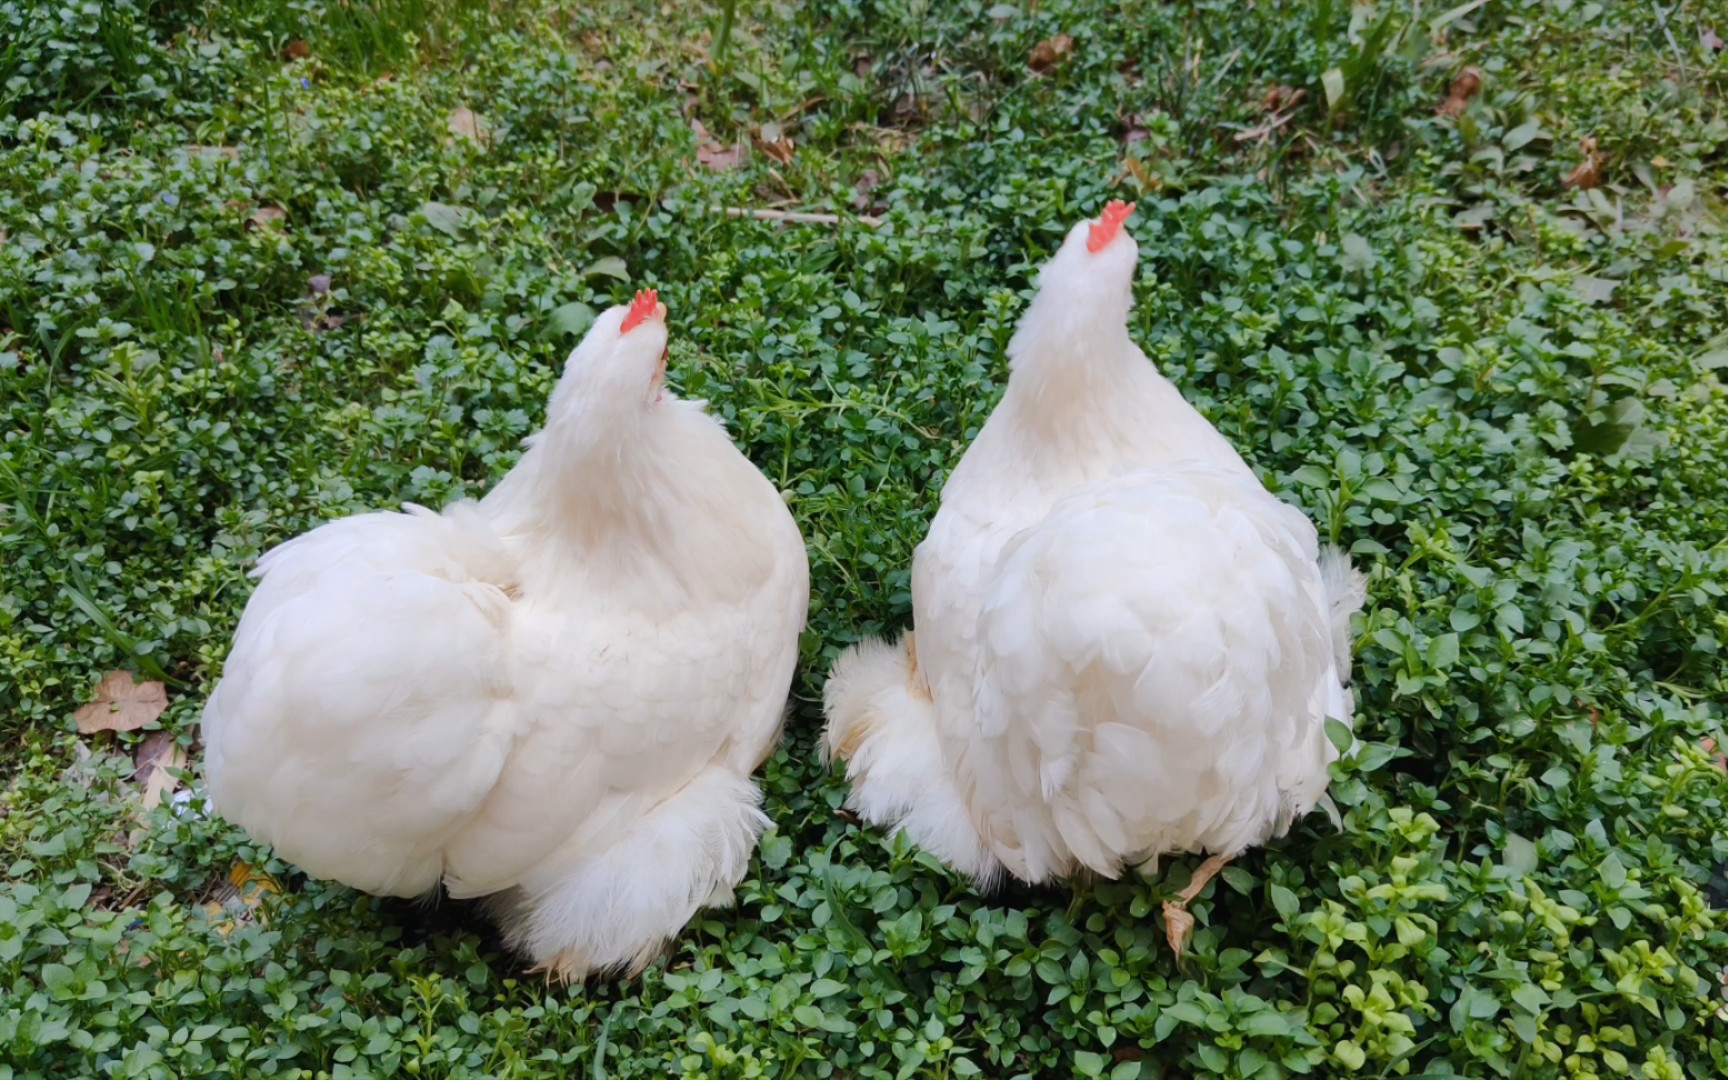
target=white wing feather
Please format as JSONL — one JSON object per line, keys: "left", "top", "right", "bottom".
{"left": 966, "top": 463, "right": 1343, "bottom": 879}
{"left": 202, "top": 507, "right": 520, "bottom": 896}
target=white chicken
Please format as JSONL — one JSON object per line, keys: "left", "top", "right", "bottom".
{"left": 823, "top": 202, "right": 1365, "bottom": 954}
{"left": 202, "top": 290, "right": 810, "bottom": 980}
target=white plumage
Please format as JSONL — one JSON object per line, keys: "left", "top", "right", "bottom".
{"left": 824, "top": 204, "right": 1365, "bottom": 950}
{"left": 202, "top": 292, "right": 809, "bottom": 980}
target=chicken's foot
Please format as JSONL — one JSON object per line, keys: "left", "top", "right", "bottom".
{"left": 1160, "top": 853, "right": 1231, "bottom": 960}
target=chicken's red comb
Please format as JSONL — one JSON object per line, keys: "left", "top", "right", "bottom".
{"left": 1086, "top": 200, "right": 1136, "bottom": 253}
{"left": 620, "top": 288, "right": 660, "bottom": 334}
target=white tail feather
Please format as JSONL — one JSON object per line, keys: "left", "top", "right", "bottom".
{"left": 823, "top": 634, "right": 1002, "bottom": 885}
{"left": 1318, "top": 546, "right": 1367, "bottom": 671}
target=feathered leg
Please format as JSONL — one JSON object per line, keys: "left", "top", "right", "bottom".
{"left": 484, "top": 768, "right": 768, "bottom": 983}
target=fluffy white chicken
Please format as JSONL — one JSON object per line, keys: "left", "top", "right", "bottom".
{"left": 824, "top": 203, "right": 1365, "bottom": 954}
{"left": 203, "top": 290, "right": 809, "bottom": 980}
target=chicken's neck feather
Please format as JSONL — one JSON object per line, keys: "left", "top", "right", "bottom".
{"left": 1000, "top": 313, "right": 1152, "bottom": 445}
{"left": 480, "top": 401, "right": 777, "bottom": 603}
{"left": 993, "top": 313, "right": 1250, "bottom": 478}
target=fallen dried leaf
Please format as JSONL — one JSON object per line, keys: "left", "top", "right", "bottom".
{"left": 1563, "top": 136, "right": 1602, "bottom": 191}
{"left": 282, "top": 40, "right": 310, "bottom": 61}
{"left": 1161, "top": 901, "right": 1195, "bottom": 958}
{"left": 1234, "top": 109, "right": 1301, "bottom": 144}
{"left": 248, "top": 205, "right": 288, "bottom": 229}
{"left": 186, "top": 144, "right": 240, "bottom": 160}
{"left": 202, "top": 860, "right": 281, "bottom": 936}
{"left": 1028, "top": 34, "right": 1075, "bottom": 73}
{"left": 1124, "top": 155, "right": 1163, "bottom": 193}
{"left": 446, "top": 105, "right": 491, "bottom": 147}
{"left": 699, "top": 142, "right": 745, "bottom": 170}
{"left": 128, "top": 731, "right": 188, "bottom": 845}
{"left": 74, "top": 671, "right": 168, "bottom": 734}
{"left": 1703, "top": 27, "right": 1724, "bottom": 51}
{"left": 1263, "top": 84, "right": 1305, "bottom": 113}
{"left": 756, "top": 121, "right": 795, "bottom": 164}
{"left": 692, "top": 119, "right": 745, "bottom": 171}
{"left": 852, "top": 168, "right": 884, "bottom": 211}
{"left": 133, "top": 730, "right": 181, "bottom": 797}
{"left": 1437, "top": 66, "right": 1483, "bottom": 118}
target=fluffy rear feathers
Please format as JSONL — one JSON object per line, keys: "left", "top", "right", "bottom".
{"left": 823, "top": 634, "right": 1002, "bottom": 885}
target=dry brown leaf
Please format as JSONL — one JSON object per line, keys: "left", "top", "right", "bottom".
{"left": 202, "top": 860, "right": 281, "bottom": 936}
{"left": 1263, "top": 84, "right": 1305, "bottom": 113}
{"left": 692, "top": 119, "right": 745, "bottom": 171}
{"left": 74, "top": 671, "right": 168, "bottom": 734}
{"left": 1124, "top": 155, "right": 1162, "bottom": 193}
{"left": 698, "top": 142, "right": 744, "bottom": 170}
{"left": 134, "top": 731, "right": 187, "bottom": 810}
{"left": 446, "top": 105, "right": 492, "bottom": 147}
{"left": 186, "top": 144, "right": 240, "bottom": 160}
{"left": 1437, "top": 66, "right": 1483, "bottom": 118}
{"left": 128, "top": 731, "right": 188, "bottom": 846}
{"left": 1161, "top": 901, "right": 1196, "bottom": 958}
{"left": 852, "top": 168, "right": 884, "bottom": 211}
{"left": 1563, "top": 136, "right": 1602, "bottom": 190}
{"left": 1029, "top": 34, "right": 1075, "bottom": 73}
{"left": 756, "top": 122, "right": 795, "bottom": 164}
{"left": 248, "top": 205, "right": 288, "bottom": 229}
{"left": 282, "top": 40, "right": 310, "bottom": 61}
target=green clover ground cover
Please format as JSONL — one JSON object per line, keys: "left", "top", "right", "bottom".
{"left": 3, "top": 0, "right": 1727, "bottom": 1076}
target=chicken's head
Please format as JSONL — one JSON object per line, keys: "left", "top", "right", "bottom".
{"left": 1037, "top": 201, "right": 1137, "bottom": 320}
{"left": 1044, "top": 199, "right": 1137, "bottom": 307}
{"left": 1007, "top": 201, "right": 1140, "bottom": 367}
{"left": 553, "top": 288, "right": 672, "bottom": 419}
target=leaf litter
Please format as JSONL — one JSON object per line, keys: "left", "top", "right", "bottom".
{"left": 74, "top": 671, "right": 168, "bottom": 734}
